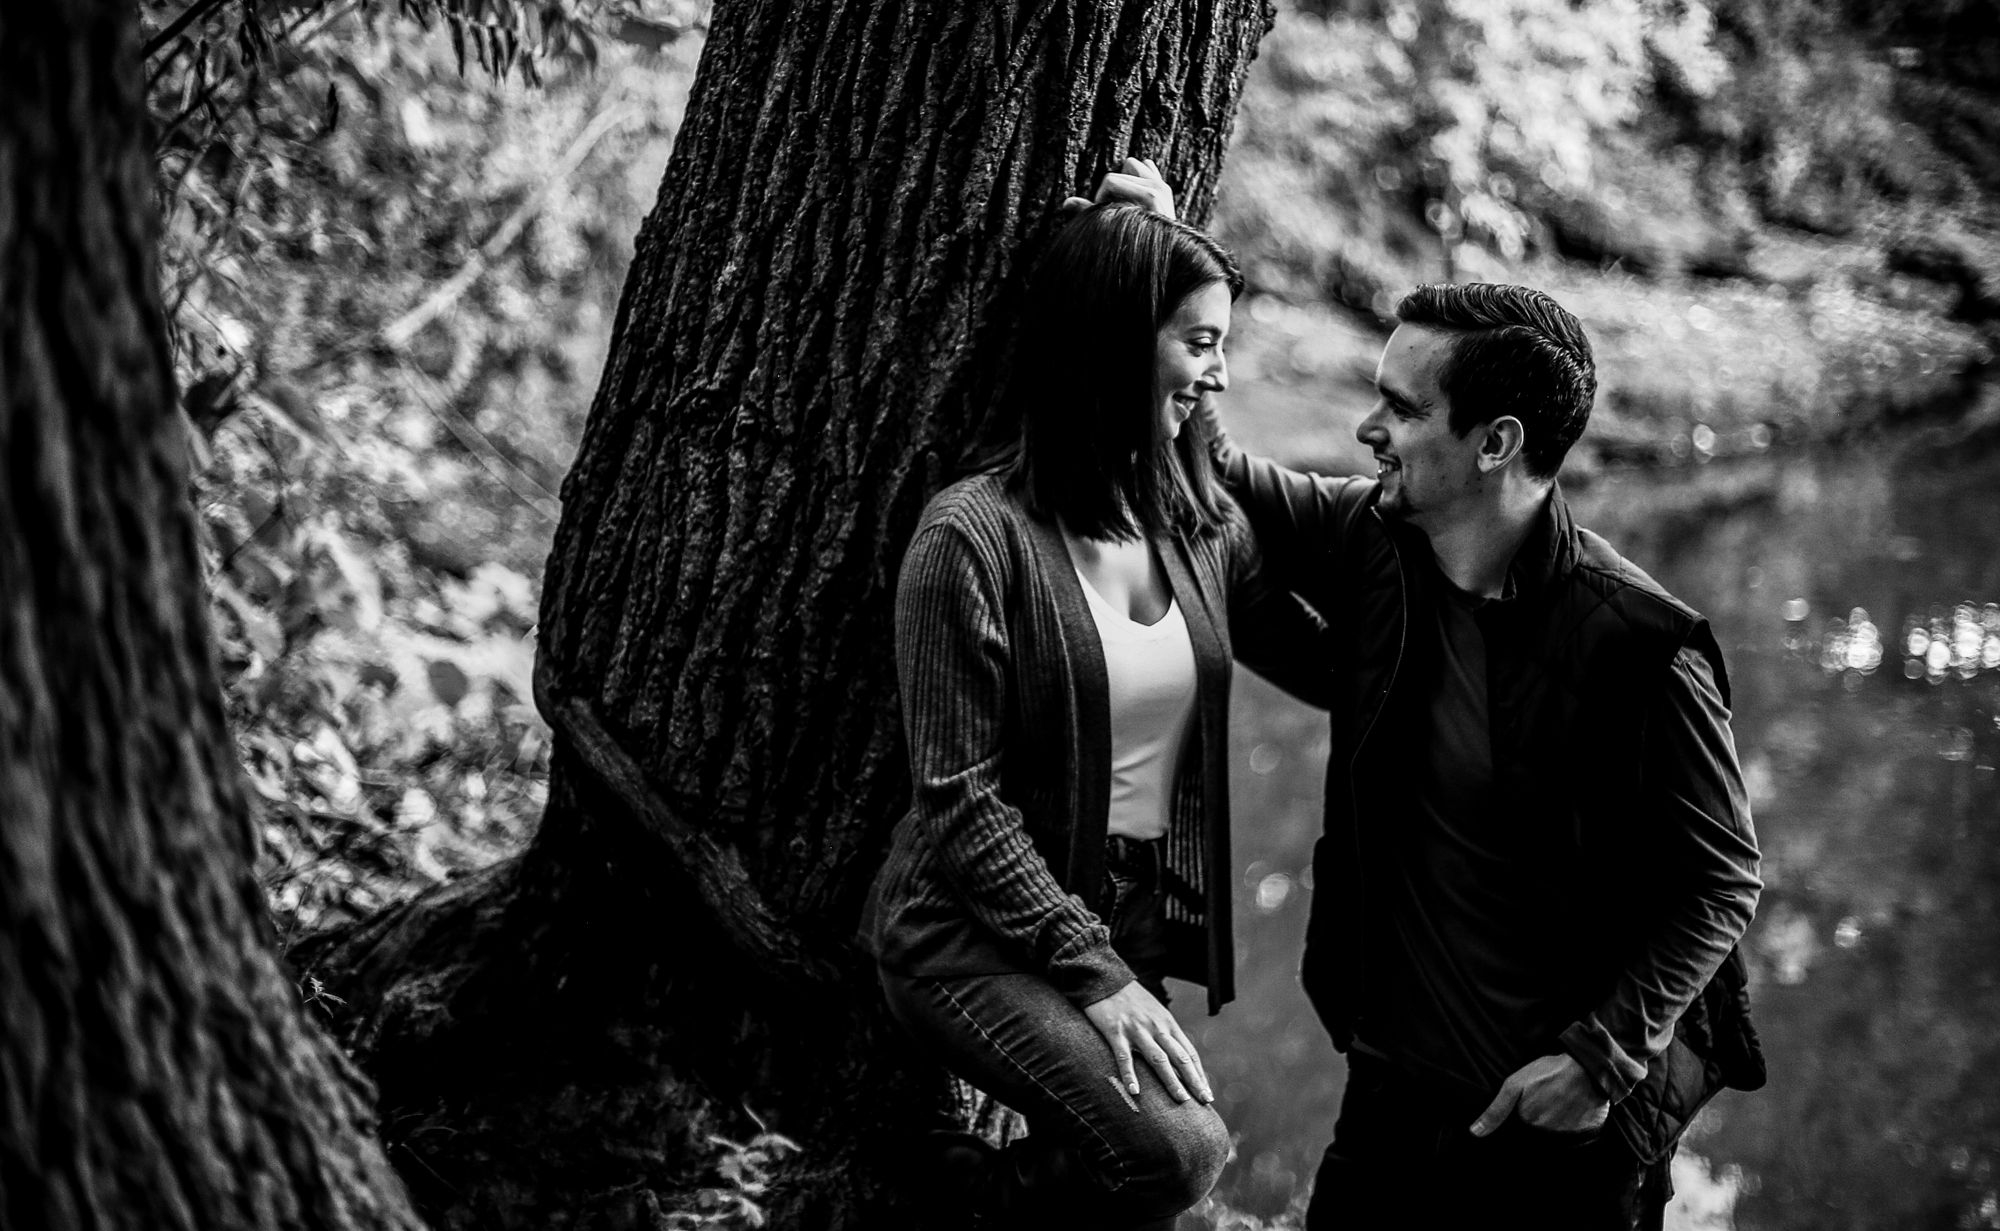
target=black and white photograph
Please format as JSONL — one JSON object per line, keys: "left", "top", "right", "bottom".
{"left": 5, "top": 1, "right": 1998, "bottom": 1227}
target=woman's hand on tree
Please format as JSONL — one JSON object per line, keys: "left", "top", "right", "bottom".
{"left": 1060, "top": 157, "right": 1176, "bottom": 219}
{"left": 1082, "top": 980, "right": 1213, "bottom": 1105}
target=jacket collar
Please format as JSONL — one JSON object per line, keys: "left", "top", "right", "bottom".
{"left": 1378, "top": 481, "right": 1580, "bottom": 606}
{"left": 1504, "top": 481, "right": 1581, "bottom": 604}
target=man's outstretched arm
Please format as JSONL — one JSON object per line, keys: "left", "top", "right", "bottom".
{"left": 1195, "top": 403, "right": 1373, "bottom": 590}
{"left": 1224, "top": 512, "right": 1336, "bottom": 710}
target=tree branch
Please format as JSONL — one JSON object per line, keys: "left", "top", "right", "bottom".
{"left": 392, "top": 362, "right": 561, "bottom": 522}
{"left": 533, "top": 662, "right": 843, "bottom": 989}
{"left": 143, "top": 0, "right": 233, "bottom": 60}
{"left": 381, "top": 97, "right": 635, "bottom": 350}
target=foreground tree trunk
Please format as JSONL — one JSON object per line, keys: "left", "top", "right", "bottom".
{"left": 0, "top": 5, "right": 422, "bottom": 1230}
{"left": 298, "top": 2, "right": 1275, "bottom": 1226}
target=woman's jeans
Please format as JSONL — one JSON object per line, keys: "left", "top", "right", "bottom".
{"left": 879, "top": 837, "right": 1229, "bottom": 1229}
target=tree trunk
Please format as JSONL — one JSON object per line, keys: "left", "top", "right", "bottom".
{"left": 0, "top": 5, "right": 423, "bottom": 1230}
{"left": 297, "top": 2, "right": 1275, "bottom": 1226}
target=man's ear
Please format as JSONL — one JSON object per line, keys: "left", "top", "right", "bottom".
{"left": 1477, "top": 416, "right": 1527, "bottom": 474}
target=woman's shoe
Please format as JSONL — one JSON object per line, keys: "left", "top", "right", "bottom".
{"left": 909, "top": 1128, "right": 1002, "bottom": 1225}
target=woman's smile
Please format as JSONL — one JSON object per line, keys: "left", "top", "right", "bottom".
{"left": 1154, "top": 281, "right": 1233, "bottom": 441}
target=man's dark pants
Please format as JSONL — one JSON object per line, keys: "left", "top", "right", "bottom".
{"left": 1305, "top": 1052, "right": 1667, "bottom": 1231}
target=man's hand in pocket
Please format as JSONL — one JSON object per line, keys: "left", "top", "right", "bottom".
{"left": 1470, "top": 1054, "right": 1610, "bottom": 1137}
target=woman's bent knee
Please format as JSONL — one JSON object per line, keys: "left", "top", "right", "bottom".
{"left": 1116, "top": 1102, "right": 1230, "bottom": 1216}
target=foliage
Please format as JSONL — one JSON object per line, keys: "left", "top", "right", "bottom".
{"left": 1187, "top": 1186, "right": 1310, "bottom": 1229}
{"left": 1672, "top": 0, "right": 2000, "bottom": 230}
{"left": 1214, "top": 0, "right": 1731, "bottom": 311}
{"left": 144, "top": 0, "right": 705, "bottom": 938}
{"left": 661, "top": 1131, "right": 803, "bottom": 1230}
{"left": 1213, "top": 0, "right": 2000, "bottom": 475}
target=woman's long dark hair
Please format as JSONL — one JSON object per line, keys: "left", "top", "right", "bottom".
{"left": 996, "top": 204, "right": 1244, "bottom": 542}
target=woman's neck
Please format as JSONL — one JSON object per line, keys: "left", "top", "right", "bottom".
{"left": 1061, "top": 521, "right": 1171, "bottom": 626}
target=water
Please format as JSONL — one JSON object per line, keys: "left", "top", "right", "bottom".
{"left": 1178, "top": 435, "right": 2000, "bottom": 1228}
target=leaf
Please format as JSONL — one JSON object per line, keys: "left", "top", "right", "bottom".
{"left": 314, "top": 525, "right": 384, "bottom": 631}
{"left": 256, "top": 379, "right": 325, "bottom": 440}
{"left": 426, "top": 658, "right": 470, "bottom": 706}
{"left": 611, "top": 15, "right": 689, "bottom": 52}
{"left": 241, "top": 489, "right": 276, "bottom": 532}
{"left": 209, "top": 515, "right": 241, "bottom": 562}
{"left": 279, "top": 570, "right": 326, "bottom": 641}
{"left": 184, "top": 367, "right": 243, "bottom": 435}
{"left": 212, "top": 573, "right": 285, "bottom": 661}
{"left": 749, "top": 1132, "right": 801, "bottom": 1157}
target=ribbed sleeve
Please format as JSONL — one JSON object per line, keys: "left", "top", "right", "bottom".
{"left": 895, "top": 514, "right": 1135, "bottom": 1005}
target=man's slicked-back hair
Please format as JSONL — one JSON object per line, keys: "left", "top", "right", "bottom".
{"left": 1395, "top": 283, "right": 1596, "bottom": 480}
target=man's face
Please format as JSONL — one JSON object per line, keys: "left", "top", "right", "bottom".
{"left": 1355, "top": 324, "right": 1486, "bottom": 525}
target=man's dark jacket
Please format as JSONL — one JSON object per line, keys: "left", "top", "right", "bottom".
{"left": 1217, "top": 445, "right": 1766, "bottom": 1164}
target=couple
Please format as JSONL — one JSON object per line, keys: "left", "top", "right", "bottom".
{"left": 862, "top": 161, "right": 1765, "bottom": 1230}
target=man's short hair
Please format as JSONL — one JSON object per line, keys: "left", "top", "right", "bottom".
{"left": 1395, "top": 283, "right": 1596, "bottom": 480}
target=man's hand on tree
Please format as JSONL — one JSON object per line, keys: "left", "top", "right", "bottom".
{"left": 1060, "top": 156, "right": 1176, "bottom": 219}
{"left": 1469, "top": 1053, "right": 1611, "bottom": 1137}
{"left": 1083, "top": 980, "right": 1213, "bottom": 1105}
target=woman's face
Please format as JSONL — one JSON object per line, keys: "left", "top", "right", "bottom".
{"left": 1153, "top": 281, "right": 1232, "bottom": 441}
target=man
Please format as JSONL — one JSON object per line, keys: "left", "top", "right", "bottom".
{"left": 1226, "top": 283, "right": 1766, "bottom": 1229}
{"left": 1086, "top": 166, "right": 1765, "bottom": 1228}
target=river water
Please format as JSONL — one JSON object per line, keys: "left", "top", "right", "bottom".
{"left": 1179, "top": 434, "right": 2000, "bottom": 1229}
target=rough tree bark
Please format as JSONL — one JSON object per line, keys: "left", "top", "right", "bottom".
{"left": 296, "top": 2, "right": 1275, "bottom": 1227}
{"left": 0, "top": 4, "right": 422, "bottom": 1230}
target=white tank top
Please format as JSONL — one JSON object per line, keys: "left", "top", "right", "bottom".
{"left": 1075, "top": 568, "right": 1199, "bottom": 841}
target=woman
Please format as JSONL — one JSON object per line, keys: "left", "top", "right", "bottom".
{"left": 863, "top": 194, "right": 1321, "bottom": 1228}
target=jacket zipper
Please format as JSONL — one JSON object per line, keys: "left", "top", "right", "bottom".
{"left": 1350, "top": 510, "right": 1407, "bottom": 790}
{"left": 1337, "top": 511, "right": 1405, "bottom": 1028}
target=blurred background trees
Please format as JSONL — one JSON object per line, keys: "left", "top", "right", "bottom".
{"left": 139, "top": 0, "right": 2000, "bottom": 1226}
{"left": 1211, "top": 0, "right": 2000, "bottom": 474}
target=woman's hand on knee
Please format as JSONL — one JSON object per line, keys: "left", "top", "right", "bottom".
{"left": 1082, "top": 981, "right": 1214, "bottom": 1106}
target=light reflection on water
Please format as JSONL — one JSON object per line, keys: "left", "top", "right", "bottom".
{"left": 1182, "top": 436, "right": 2000, "bottom": 1230}
{"left": 1789, "top": 600, "right": 2000, "bottom": 684}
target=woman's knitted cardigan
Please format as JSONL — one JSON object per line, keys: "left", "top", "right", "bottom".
{"left": 862, "top": 471, "right": 1324, "bottom": 1014}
